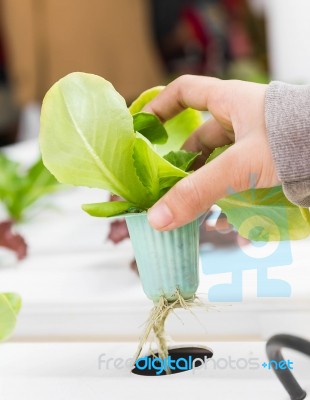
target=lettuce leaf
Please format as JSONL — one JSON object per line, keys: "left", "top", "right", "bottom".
{"left": 82, "top": 201, "right": 136, "bottom": 217}
{"left": 217, "top": 187, "right": 310, "bottom": 241}
{"left": 0, "top": 293, "right": 21, "bottom": 341}
{"left": 129, "top": 86, "right": 203, "bottom": 156}
{"left": 133, "top": 112, "right": 168, "bottom": 144}
{"left": 0, "top": 154, "right": 58, "bottom": 221}
{"left": 300, "top": 207, "right": 310, "bottom": 225}
{"left": 206, "top": 144, "right": 231, "bottom": 163}
{"left": 40, "top": 73, "right": 189, "bottom": 212}
{"left": 163, "top": 150, "right": 201, "bottom": 171}
{"left": 40, "top": 73, "right": 150, "bottom": 207}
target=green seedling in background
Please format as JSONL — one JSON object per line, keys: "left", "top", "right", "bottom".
{"left": 0, "top": 153, "right": 60, "bottom": 259}
{"left": 0, "top": 293, "right": 21, "bottom": 342}
{"left": 0, "top": 151, "right": 57, "bottom": 340}
{"left": 0, "top": 154, "right": 58, "bottom": 222}
{"left": 0, "top": 153, "right": 59, "bottom": 259}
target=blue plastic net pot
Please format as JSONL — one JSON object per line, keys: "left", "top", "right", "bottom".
{"left": 125, "top": 213, "right": 199, "bottom": 302}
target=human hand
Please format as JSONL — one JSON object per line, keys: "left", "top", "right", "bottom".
{"left": 145, "top": 75, "right": 279, "bottom": 230}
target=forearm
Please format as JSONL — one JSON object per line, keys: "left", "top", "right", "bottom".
{"left": 265, "top": 81, "right": 310, "bottom": 207}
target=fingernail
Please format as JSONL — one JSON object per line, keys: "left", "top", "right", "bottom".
{"left": 147, "top": 203, "right": 173, "bottom": 229}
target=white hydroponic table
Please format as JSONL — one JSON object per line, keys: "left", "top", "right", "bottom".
{"left": 0, "top": 341, "right": 309, "bottom": 400}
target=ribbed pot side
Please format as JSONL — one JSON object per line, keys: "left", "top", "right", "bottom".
{"left": 125, "top": 213, "right": 199, "bottom": 302}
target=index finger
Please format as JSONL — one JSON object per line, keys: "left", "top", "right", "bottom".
{"left": 143, "top": 75, "right": 226, "bottom": 123}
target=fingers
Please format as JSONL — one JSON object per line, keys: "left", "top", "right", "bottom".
{"left": 182, "top": 118, "right": 233, "bottom": 165}
{"left": 143, "top": 75, "right": 230, "bottom": 124}
{"left": 148, "top": 143, "right": 247, "bottom": 230}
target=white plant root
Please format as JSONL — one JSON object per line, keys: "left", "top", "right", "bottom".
{"left": 133, "top": 290, "right": 209, "bottom": 373}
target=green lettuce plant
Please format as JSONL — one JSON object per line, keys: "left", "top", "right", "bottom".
{"left": 0, "top": 153, "right": 59, "bottom": 259}
{"left": 40, "top": 73, "right": 202, "bottom": 214}
{"left": 0, "top": 153, "right": 58, "bottom": 222}
{"left": 39, "top": 72, "right": 310, "bottom": 241}
{"left": 0, "top": 155, "right": 55, "bottom": 341}
{"left": 0, "top": 293, "right": 21, "bottom": 341}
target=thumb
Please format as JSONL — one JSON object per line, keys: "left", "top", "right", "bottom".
{"left": 147, "top": 144, "right": 247, "bottom": 230}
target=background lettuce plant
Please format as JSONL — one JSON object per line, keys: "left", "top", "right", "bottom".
{"left": 0, "top": 154, "right": 58, "bottom": 222}
{"left": 40, "top": 72, "right": 310, "bottom": 241}
{"left": 0, "top": 156, "right": 54, "bottom": 338}
{"left": 0, "top": 153, "right": 59, "bottom": 259}
{"left": 0, "top": 293, "right": 21, "bottom": 341}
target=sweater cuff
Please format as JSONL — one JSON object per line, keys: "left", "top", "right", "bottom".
{"left": 265, "top": 81, "right": 310, "bottom": 207}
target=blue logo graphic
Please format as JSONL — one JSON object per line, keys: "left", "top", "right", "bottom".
{"left": 262, "top": 360, "right": 294, "bottom": 370}
{"left": 136, "top": 355, "right": 194, "bottom": 375}
{"left": 200, "top": 182, "right": 292, "bottom": 301}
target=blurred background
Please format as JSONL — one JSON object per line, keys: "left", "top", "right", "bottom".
{"left": 1, "top": 0, "right": 310, "bottom": 145}
{"left": 0, "top": 0, "right": 310, "bottom": 346}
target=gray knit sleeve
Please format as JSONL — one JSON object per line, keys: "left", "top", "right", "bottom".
{"left": 265, "top": 81, "right": 310, "bottom": 207}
